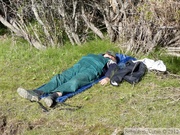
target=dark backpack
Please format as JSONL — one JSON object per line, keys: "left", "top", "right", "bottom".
{"left": 110, "top": 60, "right": 147, "bottom": 86}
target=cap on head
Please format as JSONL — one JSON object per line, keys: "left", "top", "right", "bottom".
{"left": 105, "top": 51, "right": 116, "bottom": 58}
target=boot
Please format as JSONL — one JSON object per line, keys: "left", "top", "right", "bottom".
{"left": 17, "top": 87, "right": 40, "bottom": 102}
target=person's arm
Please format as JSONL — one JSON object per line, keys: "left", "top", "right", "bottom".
{"left": 99, "top": 61, "right": 117, "bottom": 85}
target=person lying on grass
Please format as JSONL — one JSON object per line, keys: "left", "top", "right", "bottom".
{"left": 17, "top": 51, "right": 117, "bottom": 107}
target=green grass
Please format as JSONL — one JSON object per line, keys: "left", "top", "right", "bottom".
{"left": 0, "top": 37, "right": 180, "bottom": 135}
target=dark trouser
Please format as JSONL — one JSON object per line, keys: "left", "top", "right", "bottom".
{"left": 36, "top": 61, "right": 99, "bottom": 95}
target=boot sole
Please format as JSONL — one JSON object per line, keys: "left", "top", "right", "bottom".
{"left": 42, "top": 97, "right": 53, "bottom": 107}
{"left": 17, "top": 88, "right": 39, "bottom": 102}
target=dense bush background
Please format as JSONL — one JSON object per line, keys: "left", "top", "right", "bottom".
{"left": 0, "top": 0, "right": 179, "bottom": 54}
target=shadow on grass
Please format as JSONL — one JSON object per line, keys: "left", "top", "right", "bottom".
{"left": 37, "top": 101, "right": 82, "bottom": 113}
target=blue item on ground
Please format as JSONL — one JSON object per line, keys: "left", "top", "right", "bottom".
{"left": 115, "top": 53, "right": 136, "bottom": 65}
{"left": 56, "top": 76, "right": 105, "bottom": 102}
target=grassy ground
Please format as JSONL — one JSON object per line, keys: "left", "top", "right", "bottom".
{"left": 0, "top": 37, "right": 180, "bottom": 135}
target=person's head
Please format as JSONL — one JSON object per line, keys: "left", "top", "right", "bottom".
{"left": 103, "top": 51, "right": 116, "bottom": 62}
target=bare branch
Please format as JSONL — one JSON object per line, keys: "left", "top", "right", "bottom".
{"left": 81, "top": 5, "right": 104, "bottom": 39}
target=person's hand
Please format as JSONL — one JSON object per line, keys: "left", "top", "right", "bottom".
{"left": 99, "top": 77, "right": 110, "bottom": 85}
